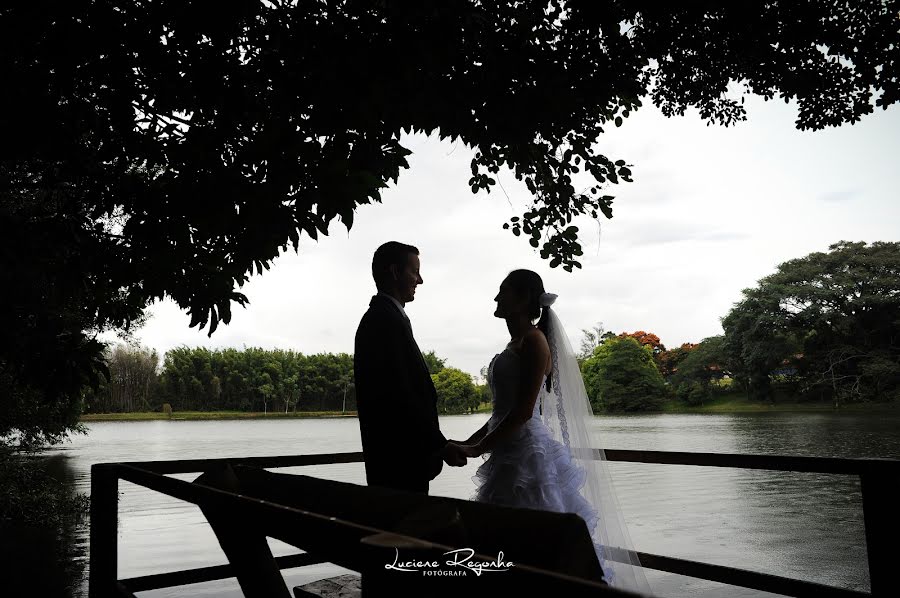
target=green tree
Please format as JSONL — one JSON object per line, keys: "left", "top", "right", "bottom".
{"left": 722, "top": 241, "right": 900, "bottom": 404}
{"left": 619, "top": 331, "right": 666, "bottom": 355}
{"left": 83, "top": 344, "right": 160, "bottom": 413}
{"left": 477, "top": 383, "right": 493, "bottom": 409}
{"left": 721, "top": 289, "right": 799, "bottom": 402}
{"left": 158, "top": 347, "right": 208, "bottom": 410}
{"left": 671, "top": 336, "right": 727, "bottom": 406}
{"left": 475, "top": 364, "right": 493, "bottom": 409}
{"left": 657, "top": 343, "right": 698, "bottom": 379}
{"left": 619, "top": 330, "right": 668, "bottom": 372}
{"left": 432, "top": 368, "right": 478, "bottom": 415}
{"left": 581, "top": 337, "right": 668, "bottom": 412}
{"left": 155, "top": 347, "right": 356, "bottom": 412}
{"left": 422, "top": 351, "right": 448, "bottom": 376}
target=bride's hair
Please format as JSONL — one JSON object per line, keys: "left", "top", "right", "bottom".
{"left": 505, "top": 269, "right": 553, "bottom": 391}
{"left": 505, "top": 269, "right": 543, "bottom": 319}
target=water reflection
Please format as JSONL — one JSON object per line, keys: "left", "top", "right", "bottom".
{"left": 3, "top": 453, "right": 89, "bottom": 597}
{"left": 722, "top": 412, "right": 900, "bottom": 593}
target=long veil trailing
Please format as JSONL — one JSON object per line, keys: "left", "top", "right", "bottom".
{"left": 539, "top": 298, "right": 651, "bottom": 595}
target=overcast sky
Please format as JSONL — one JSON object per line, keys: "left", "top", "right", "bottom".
{"left": 126, "top": 95, "right": 900, "bottom": 377}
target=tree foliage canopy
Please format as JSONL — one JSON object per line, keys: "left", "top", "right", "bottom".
{"left": 422, "top": 351, "right": 448, "bottom": 376}
{"left": 581, "top": 336, "right": 668, "bottom": 412}
{"left": 722, "top": 241, "right": 900, "bottom": 403}
{"left": 657, "top": 342, "right": 699, "bottom": 379}
{"left": 671, "top": 336, "right": 725, "bottom": 383}
{"left": 83, "top": 345, "right": 160, "bottom": 413}
{"left": 670, "top": 336, "right": 727, "bottom": 405}
{"left": 618, "top": 331, "right": 666, "bottom": 354}
{"left": 431, "top": 367, "right": 479, "bottom": 415}
{"left": 155, "top": 347, "right": 356, "bottom": 412}
{"left": 5, "top": 1, "right": 897, "bottom": 326}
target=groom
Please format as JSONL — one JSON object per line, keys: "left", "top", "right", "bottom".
{"left": 354, "top": 242, "right": 467, "bottom": 494}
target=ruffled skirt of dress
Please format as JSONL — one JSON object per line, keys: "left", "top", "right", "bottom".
{"left": 470, "top": 417, "right": 615, "bottom": 583}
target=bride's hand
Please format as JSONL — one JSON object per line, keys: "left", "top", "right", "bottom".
{"left": 459, "top": 443, "right": 484, "bottom": 458}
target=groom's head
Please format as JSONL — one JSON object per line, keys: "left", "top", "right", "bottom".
{"left": 372, "top": 241, "right": 422, "bottom": 305}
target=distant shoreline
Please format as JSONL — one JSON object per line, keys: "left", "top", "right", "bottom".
{"left": 79, "top": 399, "right": 897, "bottom": 422}
{"left": 79, "top": 410, "right": 360, "bottom": 422}
{"left": 660, "top": 396, "right": 899, "bottom": 414}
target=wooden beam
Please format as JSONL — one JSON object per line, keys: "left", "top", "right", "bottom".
{"left": 603, "top": 449, "right": 899, "bottom": 476}
{"left": 120, "top": 553, "right": 324, "bottom": 593}
{"left": 121, "top": 452, "right": 366, "bottom": 474}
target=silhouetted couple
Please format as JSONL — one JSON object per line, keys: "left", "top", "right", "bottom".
{"left": 353, "top": 241, "right": 649, "bottom": 592}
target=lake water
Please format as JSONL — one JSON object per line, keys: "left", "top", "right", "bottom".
{"left": 27, "top": 412, "right": 900, "bottom": 597}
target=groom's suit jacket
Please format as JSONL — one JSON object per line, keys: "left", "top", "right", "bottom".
{"left": 354, "top": 294, "right": 446, "bottom": 491}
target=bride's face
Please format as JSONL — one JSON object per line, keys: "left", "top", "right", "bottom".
{"left": 493, "top": 278, "right": 528, "bottom": 319}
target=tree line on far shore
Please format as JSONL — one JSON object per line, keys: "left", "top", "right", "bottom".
{"left": 580, "top": 242, "right": 900, "bottom": 412}
{"left": 83, "top": 242, "right": 900, "bottom": 415}
{"left": 82, "top": 346, "right": 487, "bottom": 416}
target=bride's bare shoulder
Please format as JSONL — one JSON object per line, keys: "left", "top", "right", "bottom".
{"left": 524, "top": 326, "right": 549, "bottom": 343}
{"left": 521, "top": 327, "right": 550, "bottom": 353}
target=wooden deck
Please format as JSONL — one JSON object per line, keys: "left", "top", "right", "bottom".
{"left": 293, "top": 574, "right": 361, "bottom": 598}
{"left": 88, "top": 450, "right": 898, "bottom": 598}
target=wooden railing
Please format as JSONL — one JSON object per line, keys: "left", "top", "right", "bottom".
{"left": 88, "top": 450, "right": 898, "bottom": 598}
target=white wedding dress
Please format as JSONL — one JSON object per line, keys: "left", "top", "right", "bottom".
{"left": 471, "top": 340, "right": 616, "bottom": 583}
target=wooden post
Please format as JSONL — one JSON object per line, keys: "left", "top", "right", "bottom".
{"left": 860, "top": 471, "right": 895, "bottom": 597}
{"left": 204, "top": 509, "right": 291, "bottom": 598}
{"left": 89, "top": 463, "right": 119, "bottom": 598}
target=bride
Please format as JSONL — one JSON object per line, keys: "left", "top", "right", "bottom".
{"left": 450, "top": 269, "right": 650, "bottom": 594}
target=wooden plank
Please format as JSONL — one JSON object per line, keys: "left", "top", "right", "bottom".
{"left": 293, "top": 574, "right": 360, "bottom": 598}
{"left": 121, "top": 553, "right": 324, "bottom": 592}
{"left": 121, "top": 452, "right": 366, "bottom": 474}
{"left": 603, "top": 449, "right": 899, "bottom": 476}
{"left": 113, "top": 450, "right": 899, "bottom": 476}
{"left": 356, "top": 532, "right": 630, "bottom": 597}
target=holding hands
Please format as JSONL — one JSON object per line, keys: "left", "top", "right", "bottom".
{"left": 438, "top": 423, "right": 490, "bottom": 466}
{"left": 445, "top": 440, "right": 484, "bottom": 461}
{"left": 440, "top": 441, "right": 468, "bottom": 466}
{"left": 441, "top": 422, "right": 490, "bottom": 464}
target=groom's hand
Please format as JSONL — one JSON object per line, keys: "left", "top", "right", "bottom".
{"left": 440, "top": 442, "right": 467, "bottom": 467}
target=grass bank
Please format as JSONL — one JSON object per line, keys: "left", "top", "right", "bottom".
{"left": 658, "top": 392, "right": 899, "bottom": 414}
{"left": 80, "top": 410, "right": 359, "bottom": 422}
{"left": 82, "top": 402, "right": 497, "bottom": 422}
